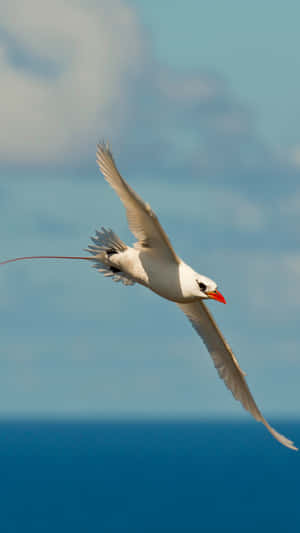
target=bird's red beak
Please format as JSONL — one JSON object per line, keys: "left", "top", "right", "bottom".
{"left": 207, "top": 290, "right": 226, "bottom": 304}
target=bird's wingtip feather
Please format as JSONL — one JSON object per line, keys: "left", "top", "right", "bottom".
{"left": 97, "top": 140, "right": 111, "bottom": 154}
{"left": 96, "top": 140, "right": 115, "bottom": 170}
{"left": 263, "top": 421, "right": 298, "bottom": 451}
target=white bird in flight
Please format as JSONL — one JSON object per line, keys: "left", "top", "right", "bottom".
{"left": 1, "top": 143, "right": 297, "bottom": 451}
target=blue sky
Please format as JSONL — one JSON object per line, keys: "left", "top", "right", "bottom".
{"left": 0, "top": 0, "right": 300, "bottom": 420}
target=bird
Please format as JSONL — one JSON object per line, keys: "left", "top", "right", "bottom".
{"left": 1, "top": 142, "right": 297, "bottom": 451}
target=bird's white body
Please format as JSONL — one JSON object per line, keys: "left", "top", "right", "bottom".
{"left": 102, "top": 247, "right": 215, "bottom": 303}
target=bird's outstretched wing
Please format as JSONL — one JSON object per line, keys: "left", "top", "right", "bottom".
{"left": 177, "top": 300, "right": 297, "bottom": 450}
{"left": 96, "top": 143, "right": 179, "bottom": 263}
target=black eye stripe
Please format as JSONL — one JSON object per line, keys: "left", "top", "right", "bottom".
{"left": 198, "top": 282, "right": 207, "bottom": 292}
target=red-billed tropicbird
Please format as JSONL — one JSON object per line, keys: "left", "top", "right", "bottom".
{"left": 1, "top": 143, "right": 297, "bottom": 451}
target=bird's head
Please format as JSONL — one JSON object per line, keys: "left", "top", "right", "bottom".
{"left": 195, "top": 275, "right": 226, "bottom": 304}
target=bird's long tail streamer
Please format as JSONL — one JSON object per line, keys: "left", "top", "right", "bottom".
{"left": 0, "top": 256, "right": 93, "bottom": 266}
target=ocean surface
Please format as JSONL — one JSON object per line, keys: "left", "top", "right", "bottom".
{"left": 1, "top": 419, "right": 299, "bottom": 532}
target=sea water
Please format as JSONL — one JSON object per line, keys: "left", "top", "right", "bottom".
{"left": 1, "top": 419, "right": 299, "bottom": 532}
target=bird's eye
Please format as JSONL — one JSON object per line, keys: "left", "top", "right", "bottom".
{"left": 198, "top": 281, "right": 207, "bottom": 292}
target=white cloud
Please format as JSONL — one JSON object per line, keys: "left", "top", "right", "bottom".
{"left": 0, "top": 0, "right": 262, "bottom": 174}
{"left": 0, "top": 0, "right": 145, "bottom": 163}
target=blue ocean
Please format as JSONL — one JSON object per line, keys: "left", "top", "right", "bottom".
{"left": 1, "top": 419, "right": 299, "bottom": 532}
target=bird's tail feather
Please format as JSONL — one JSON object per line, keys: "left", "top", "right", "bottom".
{"left": 87, "top": 227, "right": 127, "bottom": 256}
{"left": 85, "top": 227, "right": 135, "bottom": 286}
